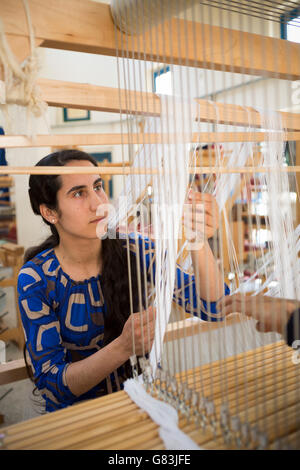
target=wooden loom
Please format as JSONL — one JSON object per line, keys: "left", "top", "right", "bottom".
{"left": 0, "top": 0, "right": 300, "bottom": 450}
{"left": 1, "top": 342, "right": 298, "bottom": 450}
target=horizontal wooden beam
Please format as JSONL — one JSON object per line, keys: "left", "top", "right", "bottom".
{"left": 164, "top": 313, "right": 244, "bottom": 342}
{"left": 1, "top": 0, "right": 300, "bottom": 80}
{"left": 0, "top": 131, "right": 299, "bottom": 149}
{"left": 38, "top": 78, "right": 161, "bottom": 116}
{"left": 0, "top": 314, "right": 242, "bottom": 385}
{"left": 6, "top": 35, "right": 44, "bottom": 64}
{"left": 1, "top": 165, "right": 300, "bottom": 176}
{"left": 38, "top": 79, "right": 300, "bottom": 131}
{"left": 196, "top": 100, "right": 300, "bottom": 132}
{"left": 0, "top": 177, "right": 13, "bottom": 188}
{"left": 0, "top": 359, "right": 27, "bottom": 385}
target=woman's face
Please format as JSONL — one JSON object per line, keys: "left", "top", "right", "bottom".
{"left": 54, "top": 160, "right": 110, "bottom": 240}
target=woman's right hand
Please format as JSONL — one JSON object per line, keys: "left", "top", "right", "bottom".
{"left": 119, "top": 306, "right": 156, "bottom": 357}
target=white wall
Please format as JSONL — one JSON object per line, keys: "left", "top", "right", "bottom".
{"left": 2, "top": 107, "right": 53, "bottom": 250}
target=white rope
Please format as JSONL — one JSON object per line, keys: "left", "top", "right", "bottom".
{"left": 0, "top": 0, "right": 47, "bottom": 133}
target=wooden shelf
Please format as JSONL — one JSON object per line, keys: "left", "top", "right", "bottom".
{"left": 0, "top": 242, "right": 25, "bottom": 351}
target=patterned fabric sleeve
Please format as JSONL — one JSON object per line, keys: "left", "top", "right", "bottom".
{"left": 172, "top": 266, "right": 230, "bottom": 321}
{"left": 18, "top": 264, "right": 77, "bottom": 410}
{"left": 132, "top": 234, "right": 230, "bottom": 322}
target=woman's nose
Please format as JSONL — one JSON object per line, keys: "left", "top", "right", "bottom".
{"left": 90, "top": 188, "right": 108, "bottom": 210}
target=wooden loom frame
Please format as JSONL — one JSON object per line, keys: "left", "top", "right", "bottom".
{"left": 0, "top": 0, "right": 300, "bottom": 448}
{"left": 0, "top": 0, "right": 298, "bottom": 364}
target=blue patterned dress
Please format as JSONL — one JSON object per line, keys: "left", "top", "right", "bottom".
{"left": 18, "top": 235, "right": 229, "bottom": 412}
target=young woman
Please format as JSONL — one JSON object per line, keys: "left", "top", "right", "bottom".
{"left": 18, "top": 149, "right": 229, "bottom": 412}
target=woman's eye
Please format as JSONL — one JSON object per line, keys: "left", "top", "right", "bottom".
{"left": 94, "top": 184, "right": 103, "bottom": 192}
{"left": 74, "top": 190, "right": 83, "bottom": 198}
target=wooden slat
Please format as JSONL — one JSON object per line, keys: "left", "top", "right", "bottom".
{"left": 164, "top": 313, "right": 244, "bottom": 342}
{"left": 0, "top": 131, "right": 300, "bottom": 150}
{"left": 37, "top": 78, "right": 161, "bottom": 116}
{"left": 0, "top": 358, "right": 27, "bottom": 385}
{"left": 0, "top": 315, "right": 244, "bottom": 385}
{"left": 196, "top": 100, "right": 300, "bottom": 132}
{"left": 1, "top": 342, "right": 298, "bottom": 450}
{"left": 0, "top": 177, "right": 14, "bottom": 188}
{"left": 5, "top": 35, "right": 44, "bottom": 64}
{"left": 1, "top": 0, "right": 300, "bottom": 80}
{"left": 1, "top": 164, "right": 300, "bottom": 176}
{"left": 37, "top": 79, "right": 300, "bottom": 131}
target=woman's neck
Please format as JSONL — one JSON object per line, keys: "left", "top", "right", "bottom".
{"left": 55, "top": 234, "right": 103, "bottom": 280}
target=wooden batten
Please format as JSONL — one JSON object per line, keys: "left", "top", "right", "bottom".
{"left": 196, "top": 100, "right": 300, "bottom": 132}
{"left": 0, "top": 165, "right": 300, "bottom": 177}
{"left": 1, "top": 0, "right": 300, "bottom": 80}
{"left": 37, "top": 78, "right": 161, "bottom": 116}
{"left": 0, "top": 131, "right": 300, "bottom": 150}
{"left": 0, "top": 177, "right": 14, "bottom": 188}
{"left": 0, "top": 359, "right": 28, "bottom": 385}
{"left": 0, "top": 314, "right": 244, "bottom": 386}
{"left": 36, "top": 79, "right": 300, "bottom": 131}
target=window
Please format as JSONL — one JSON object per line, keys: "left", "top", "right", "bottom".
{"left": 153, "top": 66, "right": 172, "bottom": 95}
{"left": 281, "top": 8, "right": 300, "bottom": 43}
{"left": 63, "top": 108, "right": 91, "bottom": 122}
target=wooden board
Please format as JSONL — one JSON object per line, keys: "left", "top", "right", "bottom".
{"left": 0, "top": 358, "right": 27, "bottom": 385}
{"left": 0, "top": 313, "right": 243, "bottom": 385}
{"left": 0, "top": 131, "right": 300, "bottom": 150}
{"left": 36, "top": 79, "right": 300, "bottom": 131}
{"left": 1, "top": 1, "right": 300, "bottom": 80}
{"left": 1, "top": 341, "right": 299, "bottom": 450}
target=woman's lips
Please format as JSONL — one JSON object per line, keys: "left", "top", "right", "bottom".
{"left": 90, "top": 217, "right": 106, "bottom": 224}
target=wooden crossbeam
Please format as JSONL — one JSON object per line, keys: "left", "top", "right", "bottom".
{"left": 0, "top": 315, "right": 244, "bottom": 386}
{"left": 0, "top": 177, "right": 13, "bottom": 188}
{"left": 5, "top": 35, "right": 44, "bottom": 64}
{"left": 0, "top": 131, "right": 299, "bottom": 149}
{"left": 37, "top": 79, "right": 300, "bottom": 131}
{"left": 196, "top": 100, "right": 300, "bottom": 132}
{"left": 0, "top": 165, "right": 300, "bottom": 176}
{"left": 0, "top": 358, "right": 28, "bottom": 385}
{"left": 38, "top": 79, "right": 161, "bottom": 116}
{"left": 1, "top": 0, "right": 300, "bottom": 80}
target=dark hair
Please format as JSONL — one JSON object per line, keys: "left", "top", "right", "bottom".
{"left": 25, "top": 149, "right": 99, "bottom": 262}
{"left": 24, "top": 149, "right": 145, "bottom": 397}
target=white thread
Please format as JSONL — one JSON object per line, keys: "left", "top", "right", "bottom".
{"left": 124, "top": 377, "right": 203, "bottom": 450}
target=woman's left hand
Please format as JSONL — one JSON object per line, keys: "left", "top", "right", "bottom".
{"left": 183, "top": 190, "right": 219, "bottom": 242}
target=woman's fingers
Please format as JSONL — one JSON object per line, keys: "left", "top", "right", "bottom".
{"left": 183, "top": 206, "right": 218, "bottom": 239}
{"left": 131, "top": 306, "right": 156, "bottom": 354}
{"left": 188, "top": 191, "right": 219, "bottom": 216}
{"left": 217, "top": 294, "right": 257, "bottom": 318}
{"left": 185, "top": 191, "right": 219, "bottom": 239}
{"left": 256, "top": 321, "right": 270, "bottom": 333}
